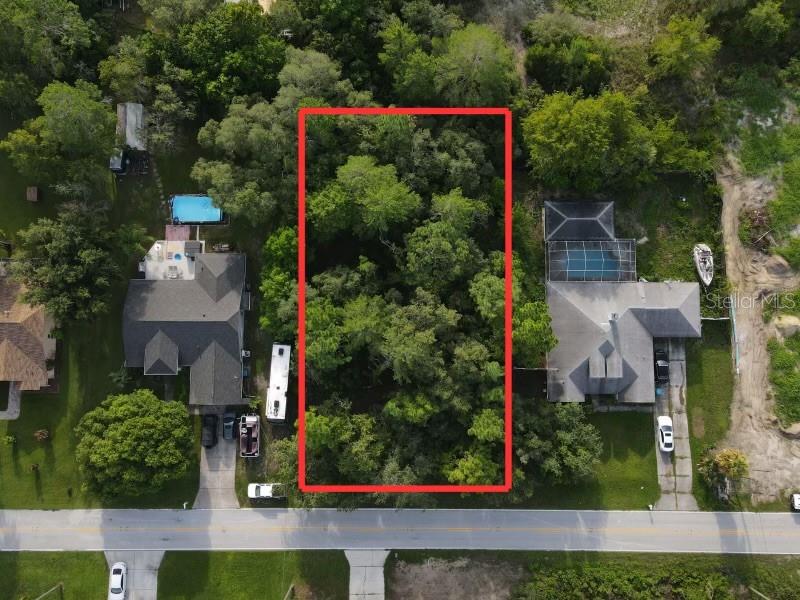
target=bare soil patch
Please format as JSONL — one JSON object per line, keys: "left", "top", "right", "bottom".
{"left": 716, "top": 154, "right": 800, "bottom": 503}
{"left": 388, "top": 557, "right": 525, "bottom": 600}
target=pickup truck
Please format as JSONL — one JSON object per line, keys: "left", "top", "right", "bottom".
{"left": 239, "top": 414, "right": 260, "bottom": 458}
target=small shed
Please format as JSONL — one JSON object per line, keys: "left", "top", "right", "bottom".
{"left": 117, "top": 102, "right": 146, "bottom": 151}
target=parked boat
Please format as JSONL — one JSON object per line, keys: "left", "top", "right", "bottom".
{"left": 693, "top": 243, "right": 714, "bottom": 286}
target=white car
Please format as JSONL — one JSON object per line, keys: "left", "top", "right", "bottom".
{"left": 108, "top": 562, "right": 127, "bottom": 600}
{"left": 657, "top": 416, "right": 674, "bottom": 453}
{"left": 791, "top": 493, "right": 800, "bottom": 512}
{"left": 247, "top": 483, "right": 285, "bottom": 500}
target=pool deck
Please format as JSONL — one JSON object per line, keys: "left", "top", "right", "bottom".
{"left": 142, "top": 240, "right": 203, "bottom": 280}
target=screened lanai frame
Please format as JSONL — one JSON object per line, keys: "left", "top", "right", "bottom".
{"left": 547, "top": 239, "right": 637, "bottom": 282}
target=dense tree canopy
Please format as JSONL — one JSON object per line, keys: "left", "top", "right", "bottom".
{"left": 0, "top": 0, "right": 92, "bottom": 116}
{"left": 0, "top": 80, "right": 116, "bottom": 192}
{"left": 74, "top": 389, "right": 194, "bottom": 498}
{"left": 522, "top": 90, "right": 709, "bottom": 192}
{"left": 9, "top": 205, "right": 145, "bottom": 322}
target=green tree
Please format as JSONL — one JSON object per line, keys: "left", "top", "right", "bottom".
{"left": 404, "top": 221, "right": 482, "bottom": 293}
{"left": 445, "top": 448, "right": 500, "bottom": 485}
{"left": 744, "top": 1, "right": 789, "bottom": 47}
{"left": 0, "top": 80, "right": 116, "bottom": 189}
{"left": 652, "top": 16, "right": 721, "bottom": 79}
{"left": 435, "top": 24, "right": 517, "bottom": 106}
{"left": 146, "top": 84, "right": 196, "bottom": 154}
{"left": 9, "top": 205, "right": 145, "bottom": 322}
{"left": 381, "top": 289, "right": 459, "bottom": 384}
{"left": 468, "top": 408, "right": 505, "bottom": 442}
{"left": 431, "top": 188, "right": 489, "bottom": 232}
{"left": 0, "top": 0, "right": 91, "bottom": 81}
{"left": 177, "top": 2, "right": 286, "bottom": 103}
{"left": 193, "top": 47, "right": 370, "bottom": 223}
{"left": 513, "top": 301, "right": 556, "bottom": 366}
{"left": 74, "top": 389, "right": 194, "bottom": 498}
{"left": 98, "top": 36, "right": 151, "bottom": 102}
{"left": 341, "top": 294, "right": 387, "bottom": 356}
{"left": 138, "top": 0, "right": 218, "bottom": 30}
{"left": 305, "top": 296, "right": 350, "bottom": 377}
{"left": 309, "top": 156, "right": 421, "bottom": 239}
{"left": 377, "top": 15, "right": 420, "bottom": 75}
{"left": 522, "top": 90, "right": 707, "bottom": 192}
{"left": 383, "top": 391, "right": 438, "bottom": 425}
{"left": 515, "top": 400, "right": 601, "bottom": 487}
{"left": 525, "top": 35, "right": 613, "bottom": 95}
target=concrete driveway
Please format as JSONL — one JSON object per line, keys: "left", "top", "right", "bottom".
{"left": 654, "top": 339, "right": 699, "bottom": 511}
{"left": 193, "top": 415, "right": 239, "bottom": 509}
{"left": 104, "top": 550, "right": 164, "bottom": 600}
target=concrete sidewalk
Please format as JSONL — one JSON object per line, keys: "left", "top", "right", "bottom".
{"left": 346, "top": 550, "right": 390, "bottom": 600}
{"left": 104, "top": 550, "right": 164, "bottom": 600}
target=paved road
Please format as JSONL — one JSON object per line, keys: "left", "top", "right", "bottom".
{"left": 2, "top": 509, "right": 799, "bottom": 554}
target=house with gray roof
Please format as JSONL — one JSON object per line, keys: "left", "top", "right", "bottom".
{"left": 544, "top": 202, "right": 701, "bottom": 404}
{"left": 123, "top": 238, "right": 247, "bottom": 408}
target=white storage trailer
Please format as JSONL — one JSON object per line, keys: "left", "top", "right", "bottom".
{"left": 266, "top": 344, "right": 290, "bottom": 422}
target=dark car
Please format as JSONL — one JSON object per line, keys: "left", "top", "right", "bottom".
{"left": 201, "top": 414, "right": 218, "bottom": 448}
{"left": 222, "top": 412, "right": 236, "bottom": 441}
{"left": 654, "top": 348, "right": 670, "bottom": 384}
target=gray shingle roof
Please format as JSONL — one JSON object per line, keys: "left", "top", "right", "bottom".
{"left": 546, "top": 281, "right": 701, "bottom": 403}
{"left": 143, "top": 330, "right": 178, "bottom": 375}
{"left": 123, "top": 253, "right": 246, "bottom": 406}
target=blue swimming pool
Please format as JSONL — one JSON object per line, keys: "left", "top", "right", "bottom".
{"left": 170, "top": 195, "right": 223, "bottom": 224}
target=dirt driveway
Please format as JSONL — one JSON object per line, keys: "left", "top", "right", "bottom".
{"left": 717, "top": 156, "right": 800, "bottom": 503}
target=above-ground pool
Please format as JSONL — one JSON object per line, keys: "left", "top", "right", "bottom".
{"left": 170, "top": 195, "right": 223, "bottom": 224}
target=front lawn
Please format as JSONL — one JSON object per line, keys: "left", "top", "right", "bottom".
{"left": 515, "top": 412, "right": 658, "bottom": 510}
{"left": 686, "top": 320, "right": 735, "bottom": 510}
{"left": 158, "top": 551, "right": 349, "bottom": 600}
{"left": 0, "top": 552, "right": 107, "bottom": 600}
{"left": 0, "top": 289, "right": 200, "bottom": 508}
{"left": 0, "top": 129, "right": 200, "bottom": 508}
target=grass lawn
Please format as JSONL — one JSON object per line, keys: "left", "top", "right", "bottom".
{"left": 388, "top": 550, "right": 800, "bottom": 600}
{"left": 524, "top": 412, "right": 658, "bottom": 510}
{"left": 0, "top": 115, "right": 57, "bottom": 245}
{"left": 616, "top": 174, "right": 728, "bottom": 316}
{"left": 0, "top": 552, "right": 107, "bottom": 600}
{"left": 159, "top": 551, "right": 349, "bottom": 600}
{"left": 0, "top": 122, "right": 200, "bottom": 508}
{"left": 686, "top": 320, "right": 735, "bottom": 510}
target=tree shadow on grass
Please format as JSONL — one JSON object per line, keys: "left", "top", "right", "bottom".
{"left": 157, "top": 551, "right": 211, "bottom": 600}
{"left": 297, "top": 551, "right": 350, "bottom": 600}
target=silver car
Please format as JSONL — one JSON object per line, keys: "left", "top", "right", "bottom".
{"left": 108, "top": 562, "right": 127, "bottom": 600}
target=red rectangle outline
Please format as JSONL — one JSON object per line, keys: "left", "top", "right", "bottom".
{"left": 297, "top": 106, "right": 512, "bottom": 493}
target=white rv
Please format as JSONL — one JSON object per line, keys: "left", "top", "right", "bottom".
{"left": 266, "top": 344, "right": 290, "bottom": 423}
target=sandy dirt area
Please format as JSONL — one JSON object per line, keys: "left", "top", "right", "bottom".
{"left": 716, "top": 154, "right": 800, "bottom": 503}
{"left": 388, "top": 557, "right": 526, "bottom": 600}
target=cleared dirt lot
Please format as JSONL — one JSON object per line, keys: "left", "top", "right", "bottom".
{"left": 717, "top": 156, "right": 800, "bottom": 503}
{"left": 388, "top": 557, "right": 524, "bottom": 600}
